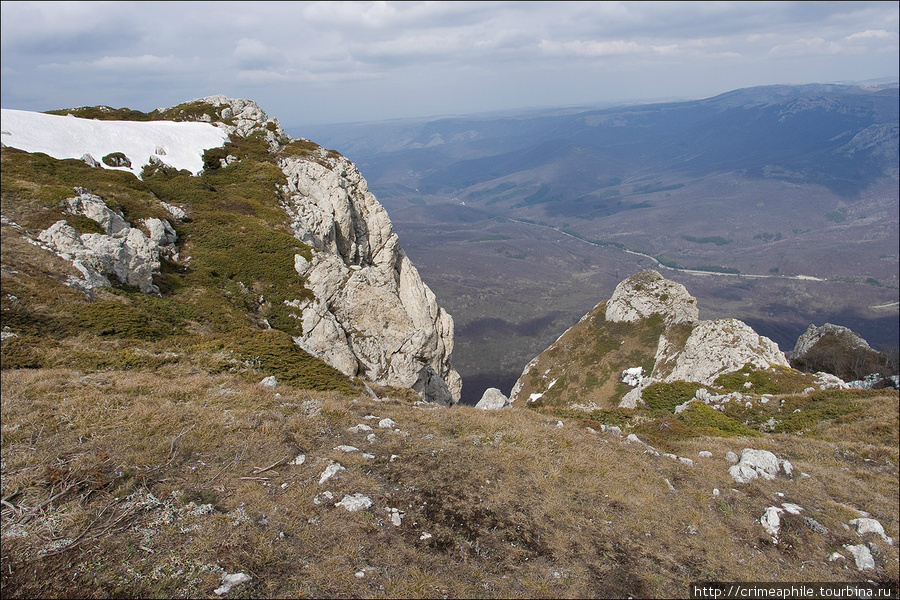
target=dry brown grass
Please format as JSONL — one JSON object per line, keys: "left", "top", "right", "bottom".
{"left": 1, "top": 365, "right": 898, "bottom": 598}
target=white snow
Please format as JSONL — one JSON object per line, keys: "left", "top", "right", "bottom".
{"left": 1, "top": 108, "right": 228, "bottom": 178}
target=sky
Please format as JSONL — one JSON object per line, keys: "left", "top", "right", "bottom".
{"left": 1, "top": 1, "right": 898, "bottom": 127}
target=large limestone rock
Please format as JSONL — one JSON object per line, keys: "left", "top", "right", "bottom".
{"left": 605, "top": 270, "right": 699, "bottom": 326}
{"left": 655, "top": 318, "right": 789, "bottom": 385}
{"left": 279, "top": 153, "right": 461, "bottom": 405}
{"left": 37, "top": 189, "right": 176, "bottom": 294}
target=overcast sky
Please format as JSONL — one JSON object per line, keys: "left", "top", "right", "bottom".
{"left": 2, "top": 1, "right": 898, "bottom": 126}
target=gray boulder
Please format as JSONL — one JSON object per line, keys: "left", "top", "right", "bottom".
{"left": 476, "top": 388, "right": 510, "bottom": 410}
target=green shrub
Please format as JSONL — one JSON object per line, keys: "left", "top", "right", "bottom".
{"left": 641, "top": 381, "right": 703, "bottom": 413}
{"left": 677, "top": 402, "right": 760, "bottom": 437}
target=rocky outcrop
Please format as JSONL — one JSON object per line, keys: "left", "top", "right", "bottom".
{"left": 510, "top": 270, "right": 790, "bottom": 408}
{"left": 605, "top": 270, "right": 699, "bottom": 326}
{"left": 792, "top": 323, "right": 872, "bottom": 359}
{"left": 37, "top": 189, "right": 177, "bottom": 294}
{"left": 179, "top": 95, "right": 285, "bottom": 146}
{"left": 278, "top": 152, "right": 461, "bottom": 405}
{"left": 655, "top": 318, "right": 789, "bottom": 385}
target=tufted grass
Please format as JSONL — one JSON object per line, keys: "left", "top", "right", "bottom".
{"left": 1, "top": 365, "right": 896, "bottom": 598}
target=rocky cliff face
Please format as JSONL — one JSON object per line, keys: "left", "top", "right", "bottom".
{"left": 280, "top": 155, "right": 461, "bottom": 405}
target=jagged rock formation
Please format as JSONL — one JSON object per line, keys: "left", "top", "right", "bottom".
{"left": 185, "top": 96, "right": 461, "bottom": 404}
{"left": 280, "top": 155, "right": 461, "bottom": 405}
{"left": 510, "top": 270, "right": 789, "bottom": 408}
{"left": 36, "top": 189, "right": 177, "bottom": 294}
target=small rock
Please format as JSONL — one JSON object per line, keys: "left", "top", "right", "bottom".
{"left": 781, "top": 503, "right": 803, "bottom": 515}
{"left": 260, "top": 376, "right": 278, "bottom": 387}
{"left": 849, "top": 518, "right": 894, "bottom": 545}
{"left": 334, "top": 445, "right": 359, "bottom": 453}
{"left": 289, "top": 454, "right": 306, "bottom": 465}
{"left": 844, "top": 544, "right": 875, "bottom": 570}
{"left": 828, "top": 552, "right": 845, "bottom": 562}
{"left": 698, "top": 451, "right": 713, "bottom": 458}
{"left": 335, "top": 493, "right": 373, "bottom": 512}
{"left": 349, "top": 424, "right": 373, "bottom": 433}
{"left": 760, "top": 506, "right": 784, "bottom": 539}
{"left": 313, "top": 491, "right": 334, "bottom": 505}
{"left": 214, "top": 572, "right": 251, "bottom": 596}
{"left": 713, "top": 488, "right": 720, "bottom": 497}
{"left": 319, "top": 462, "right": 345, "bottom": 484}
{"left": 678, "top": 457, "right": 694, "bottom": 467}
{"left": 378, "top": 418, "right": 397, "bottom": 429}
{"left": 419, "top": 532, "right": 433, "bottom": 541}
{"left": 725, "top": 451, "right": 739, "bottom": 463}
{"left": 386, "top": 507, "right": 404, "bottom": 526}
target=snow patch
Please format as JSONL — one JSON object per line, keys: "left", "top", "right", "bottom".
{"left": 1, "top": 108, "right": 228, "bottom": 178}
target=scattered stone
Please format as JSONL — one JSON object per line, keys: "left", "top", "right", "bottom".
{"left": 843, "top": 544, "right": 875, "bottom": 570}
{"left": 849, "top": 518, "right": 894, "bottom": 545}
{"left": 600, "top": 424, "right": 622, "bottom": 435}
{"left": 679, "top": 457, "right": 694, "bottom": 467}
{"left": 319, "top": 462, "right": 345, "bottom": 484}
{"left": 781, "top": 503, "right": 803, "bottom": 515}
{"left": 378, "top": 418, "right": 397, "bottom": 429}
{"left": 698, "top": 451, "right": 713, "bottom": 458}
{"left": 348, "top": 424, "right": 373, "bottom": 433}
{"left": 334, "top": 445, "right": 359, "bottom": 453}
{"left": 725, "top": 451, "right": 739, "bottom": 464}
{"left": 386, "top": 507, "right": 404, "bottom": 526}
{"left": 214, "top": 572, "right": 251, "bottom": 596}
{"left": 289, "top": 454, "right": 306, "bottom": 465}
{"left": 665, "top": 479, "right": 676, "bottom": 492}
{"left": 729, "top": 448, "right": 790, "bottom": 484}
{"left": 259, "top": 376, "right": 277, "bottom": 387}
{"left": 829, "top": 552, "right": 845, "bottom": 562}
{"left": 804, "top": 516, "right": 828, "bottom": 535}
{"left": 313, "top": 491, "right": 334, "bottom": 505}
{"left": 760, "top": 506, "right": 784, "bottom": 540}
{"left": 713, "top": 488, "right": 720, "bottom": 497}
{"left": 335, "top": 493, "right": 373, "bottom": 512}
{"left": 419, "top": 532, "right": 433, "bottom": 541}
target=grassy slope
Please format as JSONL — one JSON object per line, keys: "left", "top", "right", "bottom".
{"left": 1, "top": 365, "right": 897, "bottom": 598}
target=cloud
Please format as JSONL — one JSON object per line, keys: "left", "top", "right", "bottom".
{"left": 767, "top": 37, "right": 847, "bottom": 58}
{"left": 234, "top": 38, "right": 285, "bottom": 70}
{"left": 538, "top": 39, "right": 644, "bottom": 58}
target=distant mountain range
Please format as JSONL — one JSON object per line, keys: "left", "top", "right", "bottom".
{"left": 294, "top": 82, "right": 899, "bottom": 404}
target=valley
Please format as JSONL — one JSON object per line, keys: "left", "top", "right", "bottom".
{"left": 296, "top": 83, "right": 900, "bottom": 404}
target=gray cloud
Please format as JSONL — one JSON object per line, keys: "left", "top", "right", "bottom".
{"left": 1, "top": 1, "right": 897, "bottom": 124}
